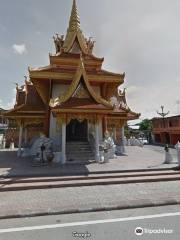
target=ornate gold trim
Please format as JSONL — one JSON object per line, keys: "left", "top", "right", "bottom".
{"left": 107, "top": 118, "right": 125, "bottom": 128}
{"left": 29, "top": 71, "right": 123, "bottom": 83}
{"left": 66, "top": 113, "right": 96, "bottom": 125}
{"left": 16, "top": 118, "right": 44, "bottom": 127}
{"left": 19, "top": 111, "right": 45, "bottom": 113}
{"left": 52, "top": 109, "right": 113, "bottom": 114}
{"left": 50, "top": 57, "right": 103, "bottom": 66}
{"left": 8, "top": 116, "right": 45, "bottom": 120}
{"left": 31, "top": 79, "right": 49, "bottom": 104}
{"left": 50, "top": 58, "right": 113, "bottom": 109}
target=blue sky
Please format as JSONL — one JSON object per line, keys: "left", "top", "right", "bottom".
{"left": 0, "top": 0, "right": 180, "bottom": 120}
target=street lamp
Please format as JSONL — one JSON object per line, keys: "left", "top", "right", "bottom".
{"left": 157, "top": 105, "right": 169, "bottom": 143}
{"left": 157, "top": 106, "right": 171, "bottom": 164}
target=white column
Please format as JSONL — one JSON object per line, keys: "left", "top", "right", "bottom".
{"left": 121, "top": 126, "right": 126, "bottom": 153}
{"left": 95, "top": 119, "right": 100, "bottom": 162}
{"left": 113, "top": 126, "right": 116, "bottom": 141}
{"left": 17, "top": 125, "right": 23, "bottom": 157}
{"left": 61, "top": 120, "right": 66, "bottom": 164}
{"left": 24, "top": 127, "right": 28, "bottom": 145}
{"left": 116, "top": 126, "right": 125, "bottom": 156}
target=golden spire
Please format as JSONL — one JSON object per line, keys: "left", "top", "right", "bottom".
{"left": 63, "top": 0, "right": 88, "bottom": 54}
{"left": 68, "top": 0, "right": 80, "bottom": 32}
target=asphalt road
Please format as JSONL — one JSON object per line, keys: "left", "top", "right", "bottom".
{"left": 0, "top": 205, "right": 179, "bottom": 240}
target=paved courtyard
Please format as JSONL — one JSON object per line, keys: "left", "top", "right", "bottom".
{"left": 0, "top": 145, "right": 179, "bottom": 220}
{"left": 0, "top": 145, "right": 178, "bottom": 177}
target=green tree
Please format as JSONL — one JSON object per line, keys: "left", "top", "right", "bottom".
{"left": 138, "top": 119, "right": 153, "bottom": 143}
{"left": 139, "top": 119, "right": 152, "bottom": 131}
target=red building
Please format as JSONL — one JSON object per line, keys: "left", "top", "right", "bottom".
{"left": 152, "top": 115, "right": 180, "bottom": 145}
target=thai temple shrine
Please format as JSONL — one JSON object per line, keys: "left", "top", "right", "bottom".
{"left": 5, "top": 0, "right": 140, "bottom": 162}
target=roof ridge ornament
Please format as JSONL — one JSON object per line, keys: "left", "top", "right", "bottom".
{"left": 53, "top": 34, "right": 64, "bottom": 54}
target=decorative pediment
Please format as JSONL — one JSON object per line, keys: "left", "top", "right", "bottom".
{"left": 73, "top": 82, "right": 91, "bottom": 99}
{"left": 50, "top": 57, "right": 113, "bottom": 109}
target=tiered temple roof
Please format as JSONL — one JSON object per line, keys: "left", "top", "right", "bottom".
{"left": 5, "top": 81, "right": 45, "bottom": 120}
{"left": 5, "top": 0, "right": 140, "bottom": 123}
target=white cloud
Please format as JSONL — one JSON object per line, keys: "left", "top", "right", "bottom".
{"left": 0, "top": 88, "right": 16, "bottom": 110}
{"left": 12, "top": 44, "right": 27, "bottom": 55}
{"left": 5, "top": 98, "right": 15, "bottom": 109}
{"left": 125, "top": 86, "right": 144, "bottom": 99}
{"left": 5, "top": 89, "right": 16, "bottom": 109}
{"left": 1, "top": 98, "right": 15, "bottom": 110}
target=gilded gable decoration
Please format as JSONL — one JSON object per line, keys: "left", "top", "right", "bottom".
{"left": 73, "top": 82, "right": 91, "bottom": 99}
{"left": 50, "top": 57, "right": 113, "bottom": 109}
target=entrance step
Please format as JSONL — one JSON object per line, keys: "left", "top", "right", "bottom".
{"left": 66, "top": 141, "right": 94, "bottom": 161}
{"left": 66, "top": 148, "right": 91, "bottom": 151}
{"left": 1, "top": 169, "right": 180, "bottom": 192}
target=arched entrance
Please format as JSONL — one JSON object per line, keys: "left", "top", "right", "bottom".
{"left": 66, "top": 119, "right": 88, "bottom": 141}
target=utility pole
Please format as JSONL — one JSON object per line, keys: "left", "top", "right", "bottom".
{"left": 157, "top": 106, "right": 171, "bottom": 164}
{"left": 157, "top": 106, "right": 170, "bottom": 145}
{"left": 157, "top": 106, "right": 169, "bottom": 130}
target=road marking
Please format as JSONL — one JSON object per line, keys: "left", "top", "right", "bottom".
{"left": 0, "top": 212, "right": 180, "bottom": 234}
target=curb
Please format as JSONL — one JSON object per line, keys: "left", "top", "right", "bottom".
{"left": 1, "top": 167, "right": 177, "bottom": 179}
{"left": 0, "top": 200, "right": 180, "bottom": 220}
{"left": 1, "top": 174, "right": 180, "bottom": 192}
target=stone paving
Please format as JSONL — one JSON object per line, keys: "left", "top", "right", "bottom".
{"left": 0, "top": 145, "right": 179, "bottom": 219}
{"left": 0, "top": 181, "right": 180, "bottom": 219}
{"left": 0, "top": 145, "right": 178, "bottom": 177}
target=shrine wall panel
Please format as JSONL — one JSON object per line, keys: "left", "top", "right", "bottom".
{"left": 49, "top": 113, "right": 62, "bottom": 148}
{"left": 52, "top": 84, "right": 69, "bottom": 99}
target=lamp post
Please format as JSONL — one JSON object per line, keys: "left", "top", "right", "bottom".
{"left": 157, "top": 106, "right": 169, "bottom": 144}
{"left": 157, "top": 106, "right": 171, "bottom": 164}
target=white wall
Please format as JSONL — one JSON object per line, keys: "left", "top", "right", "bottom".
{"left": 52, "top": 84, "right": 69, "bottom": 99}
{"left": 49, "top": 113, "right": 61, "bottom": 149}
{"left": 88, "top": 120, "right": 103, "bottom": 142}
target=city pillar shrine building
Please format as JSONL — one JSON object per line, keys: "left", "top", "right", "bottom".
{"left": 5, "top": 0, "right": 140, "bottom": 162}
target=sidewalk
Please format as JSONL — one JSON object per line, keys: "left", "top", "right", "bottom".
{"left": 0, "top": 146, "right": 178, "bottom": 177}
{"left": 0, "top": 180, "right": 180, "bottom": 219}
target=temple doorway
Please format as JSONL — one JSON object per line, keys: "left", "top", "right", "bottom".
{"left": 66, "top": 119, "right": 88, "bottom": 141}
